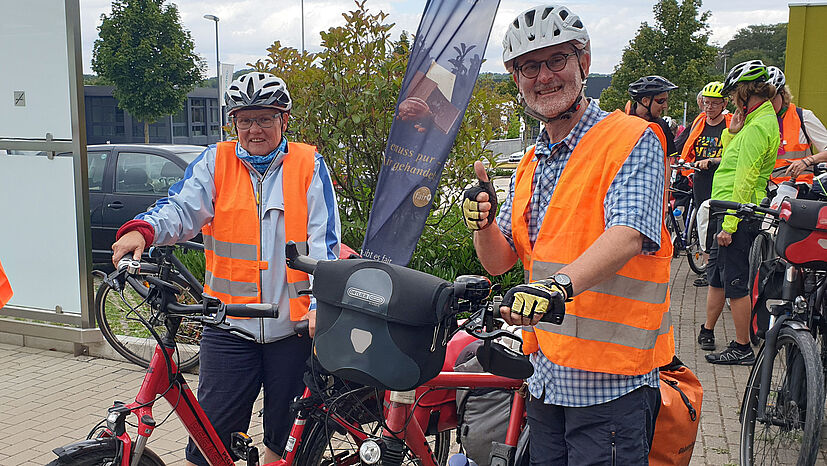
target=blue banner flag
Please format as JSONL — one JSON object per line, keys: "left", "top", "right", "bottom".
{"left": 360, "top": 0, "right": 500, "bottom": 265}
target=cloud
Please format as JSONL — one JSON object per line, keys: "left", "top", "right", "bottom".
{"left": 79, "top": 0, "right": 788, "bottom": 77}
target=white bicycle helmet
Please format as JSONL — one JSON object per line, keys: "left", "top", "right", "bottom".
{"left": 767, "top": 66, "right": 785, "bottom": 92}
{"left": 225, "top": 72, "right": 292, "bottom": 115}
{"left": 502, "top": 4, "right": 589, "bottom": 71}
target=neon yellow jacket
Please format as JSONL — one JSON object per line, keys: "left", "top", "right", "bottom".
{"left": 712, "top": 101, "right": 780, "bottom": 232}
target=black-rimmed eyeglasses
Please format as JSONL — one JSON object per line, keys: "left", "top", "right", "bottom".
{"left": 515, "top": 52, "right": 578, "bottom": 79}
{"left": 235, "top": 114, "right": 282, "bottom": 130}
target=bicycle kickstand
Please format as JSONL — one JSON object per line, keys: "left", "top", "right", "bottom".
{"left": 230, "top": 432, "right": 260, "bottom": 466}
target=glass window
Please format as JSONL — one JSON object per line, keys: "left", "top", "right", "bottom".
{"left": 86, "top": 96, "right": 124, "bottom": 139}
{"left": 87, "top": 151, "right": 108, "bottom": 191}
{"left": 191, "top": 98, "right": 206, "bottom": 136}
{"left": 116, "top": 152, "right": 182, "bottom": 194}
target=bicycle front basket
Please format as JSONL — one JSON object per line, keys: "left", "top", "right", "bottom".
{"left": 311, "top": 259, "right": 454, "bottom": 391}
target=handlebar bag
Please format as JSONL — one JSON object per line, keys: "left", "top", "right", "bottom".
{"left": 775, "top": 198, "right": 827, "bottom": 268}
{"left": 311, "top": 258, "right": 454, "bottom": 391}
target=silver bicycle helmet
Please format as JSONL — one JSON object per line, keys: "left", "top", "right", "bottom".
{"left": 628, "top": 76, "right": 678, "bottom": 101}
{"left": 225, "top": 72, "right": 292, "bottom": 115}
{"left": 502, "top": 4, "right": 589, "bottom": 71}
{"left": 767, "top": 66, "right": 786, "bottom": 92}
{"left": 721, "top": 60, "right": 769, "bottom": 95}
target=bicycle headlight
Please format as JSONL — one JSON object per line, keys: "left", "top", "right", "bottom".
{"left": 359, "top": 439, "right": 382, "bottom": 464}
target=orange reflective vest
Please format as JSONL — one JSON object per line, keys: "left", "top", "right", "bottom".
{"left": 773, "top": 104, "right": 814, "bottom": 183}
{"left": 679, "top": 113, "right": 732, "bottom": 163}
{"left": 202, "top": 141, "right": 314, "bottom": 321}
{"left": 513, "top": 111, "right": 675, "bottom": 375}
{"left": 0, "top": 259, "right": 12, "bottom": 308}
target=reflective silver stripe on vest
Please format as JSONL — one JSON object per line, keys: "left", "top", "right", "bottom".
{"left": 777, "top": 149, "right": 811, "bottom": 160}
{"left": 288, "top": 280, "right": 311, "bottom": 299}
{"left": 535, "top": 308, "right": 672, "bottom": 350}
{"left": 205, "top": 271, "right": 258, "bottom": 298}
{"left": 203, "top": 235, "right": 258, "bottom": 261}
{"left": 532, "top": 261, "right": 668, "bottom": 304}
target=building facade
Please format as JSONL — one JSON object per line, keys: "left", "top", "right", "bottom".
{"left": 84, "top": 86, "right": 224, "bottom": 146}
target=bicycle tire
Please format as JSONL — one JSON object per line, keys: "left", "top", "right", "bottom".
{"left": 46, "top": 441, "right": 165, "bottom": 465}
{"left": 739, "top": 326, "right": 824, "bottom": 466}
{"left": 748, "top": 232, "right": 774, "bottom": 345}
{"left": 686, "top": 212, "right": 707, "bottom": 275}
{"left": 95, "top": 263, "right": 202, "bottom": 371}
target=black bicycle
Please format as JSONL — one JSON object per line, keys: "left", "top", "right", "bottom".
{"left": 668, "top": 161, "right": 706, "bottom": 274}
{"left": 95, "top": 241, "right": 204, "bottom": 371}
{"left": 711, "top": 200, "right": 827, "bottom": 466}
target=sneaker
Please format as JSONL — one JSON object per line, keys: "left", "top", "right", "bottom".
{"left": 697, "top": 325, "right": 715, "bottom": 351}
{"left": 705, "top": 341, "right": 755, "bottom": 365}
{"left": 693, "top": 275, "right": 708, "bottom": 287}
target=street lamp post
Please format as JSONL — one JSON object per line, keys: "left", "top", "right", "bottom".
{"left": 203, "top": 14, "right": 222, "bottom": 141}
{"left": 301, "top": 0, "right": 305, "bottom": 54}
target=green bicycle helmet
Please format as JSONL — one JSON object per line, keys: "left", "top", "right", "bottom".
{"left": 721, "top": 60, "right": 769, "bottom": 95}
{"left": 701, "top": 81, "right": 724, "bottom": 98}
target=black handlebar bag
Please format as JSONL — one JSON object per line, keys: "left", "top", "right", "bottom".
{"left": 311, "top": 259, "right": 455, "bottom": 391}
{"left": 775, "top": 198, "right": 827, "bottom": 268}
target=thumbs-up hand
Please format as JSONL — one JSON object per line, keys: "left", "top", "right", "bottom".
{"left": 462, "top": 161, "right": 498, "bottom": 231}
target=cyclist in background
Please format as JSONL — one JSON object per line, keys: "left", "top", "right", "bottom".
{"left": 677, "top": 82, "right": 733, "bottom": 287}
{"left": 767, "top": 65, "right": 827, "bottom": 184}
{"left": 110, "top": 71, "right": 341, "bottom": 466}
{"left": 628, "top": 75, "right": 680, "bottom": 158}
{"left": 700, "top": 60, "right": 779, "bottom": 364}
{"left": 463, "top": 4, "right": 674, "bottom": 463}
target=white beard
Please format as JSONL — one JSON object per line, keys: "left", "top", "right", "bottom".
{"left": 523, "top": 81, "right": 582, "bottom": 119}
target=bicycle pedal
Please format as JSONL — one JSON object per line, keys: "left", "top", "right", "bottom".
{"left": 230, "top": 432, "right": 259, "bottom": 465}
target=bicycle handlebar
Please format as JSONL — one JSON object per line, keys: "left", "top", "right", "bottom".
{"left": 709, "top": 200, "right": 780, "bottom": 219}
{"left": 670, "top": 162, "right": 700, "bottom": 172}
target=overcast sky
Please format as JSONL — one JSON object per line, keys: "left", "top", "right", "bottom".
{"left": 79, "top": 0, "right": 793, "bottom": 78}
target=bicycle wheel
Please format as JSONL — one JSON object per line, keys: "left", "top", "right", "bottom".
{"left": 686, "top": 212, "right": 707, "bottom": 275}
{"left": 739, "top": 326, "right": 825, "bottom": 466}
{"left": 748, "top": 232, "right": 774, "bottom": 345}
{"left": 47, "top": 441, "right": 165, "bottom": 465}
{"left": 297, "top": 386, "right": 451, "bottom": 466}
{"left": 95, "top": 263, "right": 202, "bottom": 371}
{"left": 749, "top": 232, "right": 774, "bottom": 294}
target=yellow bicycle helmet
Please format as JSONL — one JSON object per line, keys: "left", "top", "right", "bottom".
{"left": 701, "top": 81, "right": 724, "bottom": 98}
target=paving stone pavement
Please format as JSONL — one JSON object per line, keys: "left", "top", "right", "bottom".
{"left": 1, "top": 256, "right": 826, "bottom": 465}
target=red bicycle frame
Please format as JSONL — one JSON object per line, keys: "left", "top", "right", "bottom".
{"left": 104, "top": 339, "right": 526, "bottom": 466}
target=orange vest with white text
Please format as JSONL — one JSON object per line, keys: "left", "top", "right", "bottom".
{"left": 514, "top": 111, "right": 675, "bottom": 375}
{"left": 0, "top": 259, "right": 12, "bottom": 308}
{"left": 202, "top": 141, "right": 314, "bottom": 321}
{"left": 773, "top": 104, "right": 814, "bottom": 183}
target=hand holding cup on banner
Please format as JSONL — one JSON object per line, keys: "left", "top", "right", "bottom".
{"left": 462, "top": 161, "right": 498, "bottom": 231}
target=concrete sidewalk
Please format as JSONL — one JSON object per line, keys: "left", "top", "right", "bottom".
{"left": 0, "top": 257, "right": 823, "bottom": 465}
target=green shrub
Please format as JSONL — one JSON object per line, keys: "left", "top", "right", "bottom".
{"left": 174, "top": 247, "right": 205, "bottom": 284}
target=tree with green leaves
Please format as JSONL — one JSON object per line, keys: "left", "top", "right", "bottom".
{"left": 250, "top": 0, "right": 520, "bottom": 286}
{"left": 92, "top": 0, "right": 203, "bottom": 143}
{"left": 599, "top": 0, "right": 716, "bottom": 120}
{"left": 722, "top": 23, "right": 787, "bottom": 71}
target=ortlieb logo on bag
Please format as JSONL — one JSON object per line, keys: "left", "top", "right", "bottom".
{"left": 649, "top": 357, "right": 703, "bottom": 466}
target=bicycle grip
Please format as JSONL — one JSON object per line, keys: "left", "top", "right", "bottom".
{"left": 295, "top": 320, "right": 310, "bottom": 337}
{"left": 224, "top": 303, "right": 278, "bottom": 318}
{"left": 285, "top": 241, "right": 318, "bottom": 274}
{"left": 709, "top": 200, "right": 740, "bottom": 211}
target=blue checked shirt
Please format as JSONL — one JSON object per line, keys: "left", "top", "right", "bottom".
{"left": 496, "top": 100, "right": 663, "bottom": 407}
